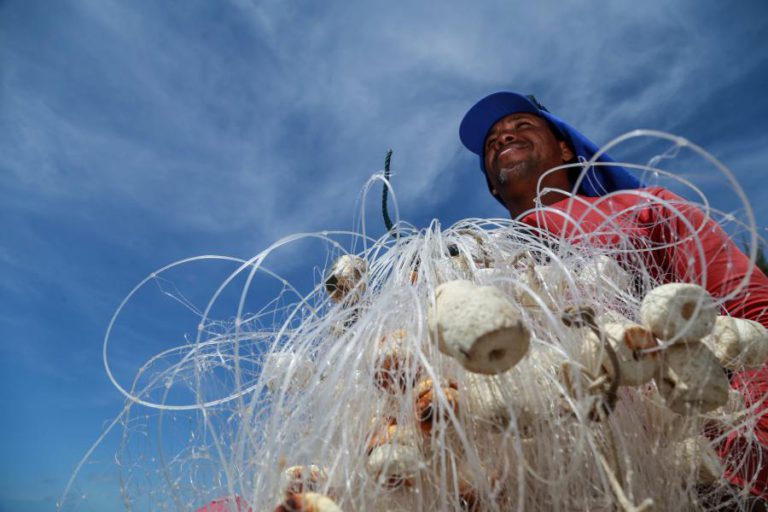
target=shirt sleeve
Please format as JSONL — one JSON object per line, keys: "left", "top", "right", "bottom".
{"left": 643, "top": 187, "right": 768, "bottom": 324}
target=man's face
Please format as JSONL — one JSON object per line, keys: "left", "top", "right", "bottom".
{"left": 483, "top": 113, "right": 573, "bottom": 198}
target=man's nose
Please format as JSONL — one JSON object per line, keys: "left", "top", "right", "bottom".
{"left": 496, "top": 131, "right": 517, "bottom": 148}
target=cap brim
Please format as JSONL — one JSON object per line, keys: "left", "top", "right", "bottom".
{"left": 459, "top": 92, "right": 540, "bottom": 155}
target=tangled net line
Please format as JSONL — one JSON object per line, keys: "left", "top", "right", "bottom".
{"left": 61, "top": 130, "right": 768, "bottom": 511}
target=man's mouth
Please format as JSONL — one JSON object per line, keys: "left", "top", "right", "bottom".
{"left": 492, "top": 142, "right": 530, "bottom": 172}
{"left": 497, "top": 142, "right": 529, "bottom": 159}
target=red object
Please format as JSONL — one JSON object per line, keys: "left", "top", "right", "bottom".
{"left": 196, "top": 496, "right": 252, "bottom": 512}
{"left": 521, "top": 186, "right": 768, "bottom": 498}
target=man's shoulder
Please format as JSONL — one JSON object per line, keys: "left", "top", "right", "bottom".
{"left": 580, "top": 186, "right": 680, "bottom": 206}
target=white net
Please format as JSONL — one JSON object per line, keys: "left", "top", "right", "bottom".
{"left": 61, "top": 131, "right": 768, "bottom": 511}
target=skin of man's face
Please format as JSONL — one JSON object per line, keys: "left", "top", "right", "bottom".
{"left": 483, "top": 113, "right": 574, "bottom": 202}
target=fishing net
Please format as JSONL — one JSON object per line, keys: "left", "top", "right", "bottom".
{"left": 61, "top": 131, "right": 768, "bottom": 511}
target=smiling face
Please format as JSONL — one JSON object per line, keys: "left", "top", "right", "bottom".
{"left": 483, "top": 113, "right": 574, "bottom": 210}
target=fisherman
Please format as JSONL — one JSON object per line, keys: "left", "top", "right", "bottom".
{"left": 460, "top": 91, "right": 768, "bottom": 503}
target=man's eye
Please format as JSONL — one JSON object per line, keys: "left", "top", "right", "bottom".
{"left": 518, "top": 122, "right": 531, "bottom": 128}
{"left": 486, "top": 138, "right": 496, "bottom": 148}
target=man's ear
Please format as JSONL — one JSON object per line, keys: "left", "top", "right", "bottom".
{"left": 559, "top": 141, "right": 574, "bottom": 162}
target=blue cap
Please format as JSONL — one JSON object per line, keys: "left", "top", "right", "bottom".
{"left": 459, "top": 91, "right": 643, "bottom": 203}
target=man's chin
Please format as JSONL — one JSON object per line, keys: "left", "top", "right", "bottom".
{"left": 497, "top": 164, "right": 529, "bottom": 185}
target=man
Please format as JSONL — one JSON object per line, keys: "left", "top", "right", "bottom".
{"left": 460, "top": 91, "right": 768, "bottom": 502}
{"left": 460, "top": 92, "right": 643, "bottom": 216}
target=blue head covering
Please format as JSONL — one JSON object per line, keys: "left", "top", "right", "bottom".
{"left": 459, "top": 92, "right": 643, "bottom": 207}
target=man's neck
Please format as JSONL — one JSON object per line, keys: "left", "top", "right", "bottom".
{"left": 505, "top": 188, "right": 571, "bottom": 219}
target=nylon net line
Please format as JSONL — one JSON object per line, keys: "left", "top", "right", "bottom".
{"left": 61, "top": 131, "right": 768, "bottom": 511}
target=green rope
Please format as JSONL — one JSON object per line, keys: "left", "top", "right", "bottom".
{"left": 381, "top": 149, "right": 397, "bottom": 236}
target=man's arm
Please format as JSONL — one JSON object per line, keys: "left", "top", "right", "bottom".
{"left": 649, "top": 188, "right": 768, "bottom": 499}
{"left": 643, "top": 187, "right": 768, "bottom": 326}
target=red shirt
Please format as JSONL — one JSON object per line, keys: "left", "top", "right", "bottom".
{"left": 521, "top": 186, "right": 768, "bottom": 497}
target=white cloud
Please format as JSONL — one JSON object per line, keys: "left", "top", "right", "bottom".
{"left": 4, "top": 0, "right": 766, "bottom": 247}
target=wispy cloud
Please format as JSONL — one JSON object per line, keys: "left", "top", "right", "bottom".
{"left": 3, "top": 0, "right": 766, "bottom": 242}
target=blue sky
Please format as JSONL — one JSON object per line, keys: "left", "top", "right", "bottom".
{"left": 1, "top": 1, "right": 767, "bottom": 510}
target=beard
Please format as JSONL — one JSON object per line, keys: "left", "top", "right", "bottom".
{"left": 496, "top": 158, "right": 538, "bottom": 185}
